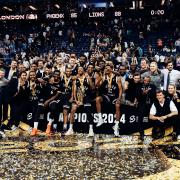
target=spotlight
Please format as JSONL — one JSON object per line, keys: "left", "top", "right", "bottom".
{"left": 55, "top": 4, "right": 60, "bottom": 9}
{"left": 161, "top": 0, "right": 166, "bottom": 5}
{"left": 29, "top": 5, "right": 37, "bottom": 11}
{"left": 83, "top": 4, "right": 87, "bottom": 8}
{"left": 3, "top": 6, "right": 13, "bottom": 12}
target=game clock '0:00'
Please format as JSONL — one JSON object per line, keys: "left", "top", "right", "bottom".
{"left": 151, "top": 10, "right": 164, "bottom": 16}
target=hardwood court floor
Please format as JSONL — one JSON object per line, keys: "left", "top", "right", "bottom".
{"left": 0, "top": 129, "right": 180, "bottom": 179}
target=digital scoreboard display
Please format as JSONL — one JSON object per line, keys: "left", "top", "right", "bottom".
{"left": 0, "top": 8, "right": 168, "bottom": 21}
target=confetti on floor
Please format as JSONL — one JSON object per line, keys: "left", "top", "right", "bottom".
{"left": 0, "top": 130, "right": 180, "bottom": 179}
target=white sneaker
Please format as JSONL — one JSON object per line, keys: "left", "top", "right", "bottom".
{"left": 113, "top": 125, "right": 120, "bottom": 137}
{"left": 11, "top": 125, "right": 18, "bottom": 131}
{"left": 65, "top": 129, "right": 74, "bottom": 136}
{"left": 87, "top": 128, "right": 94, "bottom": 137}
{"left": 0, "top": 131, "right": 6, "bottom": 138}
{"left": 177, "top": 135, "right": 180, "bottom": 140}
{"left": 96, "top": 118, "right": 104, "bottom": 127}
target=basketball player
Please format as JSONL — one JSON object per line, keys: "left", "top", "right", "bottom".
{"left": 65, "top": 66, "right": 95, "bottom": 136}
{"left": 95, "top": 64, "right": 122, "bottom": 136}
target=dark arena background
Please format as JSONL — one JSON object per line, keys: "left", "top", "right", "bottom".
{"left": 0, "top": 0, "right": 180, "bottom": 179}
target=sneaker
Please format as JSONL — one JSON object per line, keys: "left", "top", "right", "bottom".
{"left": 63, "top": 127, "right": 67, "bottom": 132}
{"left": 177, "top": 135, "right": 180, "bottom": 140}
{"left": 10, "top": 128, "right": 20, "bottom": 137}
{"left": 96, "top": 118, "right": 104, "bottom": 127}
{"left": 52, "top": 129, "right": 58, "bottom": 134}
{"left": 172, "top": 132, "right": 177, "bottom": 141}
{"left": 87, "top": 128, "right": 94, "bottom": 137}
{"left": 152, "top": 127, "right": 161, "bottom": 140}
{"left": 65, "top": 129, "right": 74, "bottom": 136}
{"left": 11, "top": 125, "right": 18, "bottom": 131}
{"left": 31, "top": 128, "right": 38, "bottom": 136}
{"left": 139, "top": 133, "right": 144, "bottom": 141}
{"left": 113, "top": 125, "right": 119, "bottom": 137}
{"left": 46, "top": 125, "right": 52, "bottom": 136}
{"left": 61, "top": 128, "right": 67, "bottom": 135}
{"left": 0, "top": 131, "right": 6, "bottom": 138}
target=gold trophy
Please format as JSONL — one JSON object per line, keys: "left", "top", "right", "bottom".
{"left": 30, "top": 82, "right": 36, "bottom": 96}
{"left": 76, "top": 77, "right": 85, "bottom": 105}
{"left": 77, "top": 87, "right": 84, "bottom": 105}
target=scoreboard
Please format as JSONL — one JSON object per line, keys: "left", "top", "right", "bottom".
{"left": 0, "top": 8, "right": 171, "bottom": 21}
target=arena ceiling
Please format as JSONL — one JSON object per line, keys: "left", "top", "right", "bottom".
{"left": 0, "top": 0, "right": 173, "bottom": 6}
{"left": 0, "top": 0, "right": 178, "bottom": 13}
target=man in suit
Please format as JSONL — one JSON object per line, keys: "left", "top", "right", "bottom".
{"left": 6, "top": 60, "right": 18, "bottom": 80}
{"left": 161, "top": 61, "right": 180, "bottom": 91}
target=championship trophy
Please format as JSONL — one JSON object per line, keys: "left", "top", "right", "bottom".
{"left": 77, "top": 87, "right": 84, "bottom": 105}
